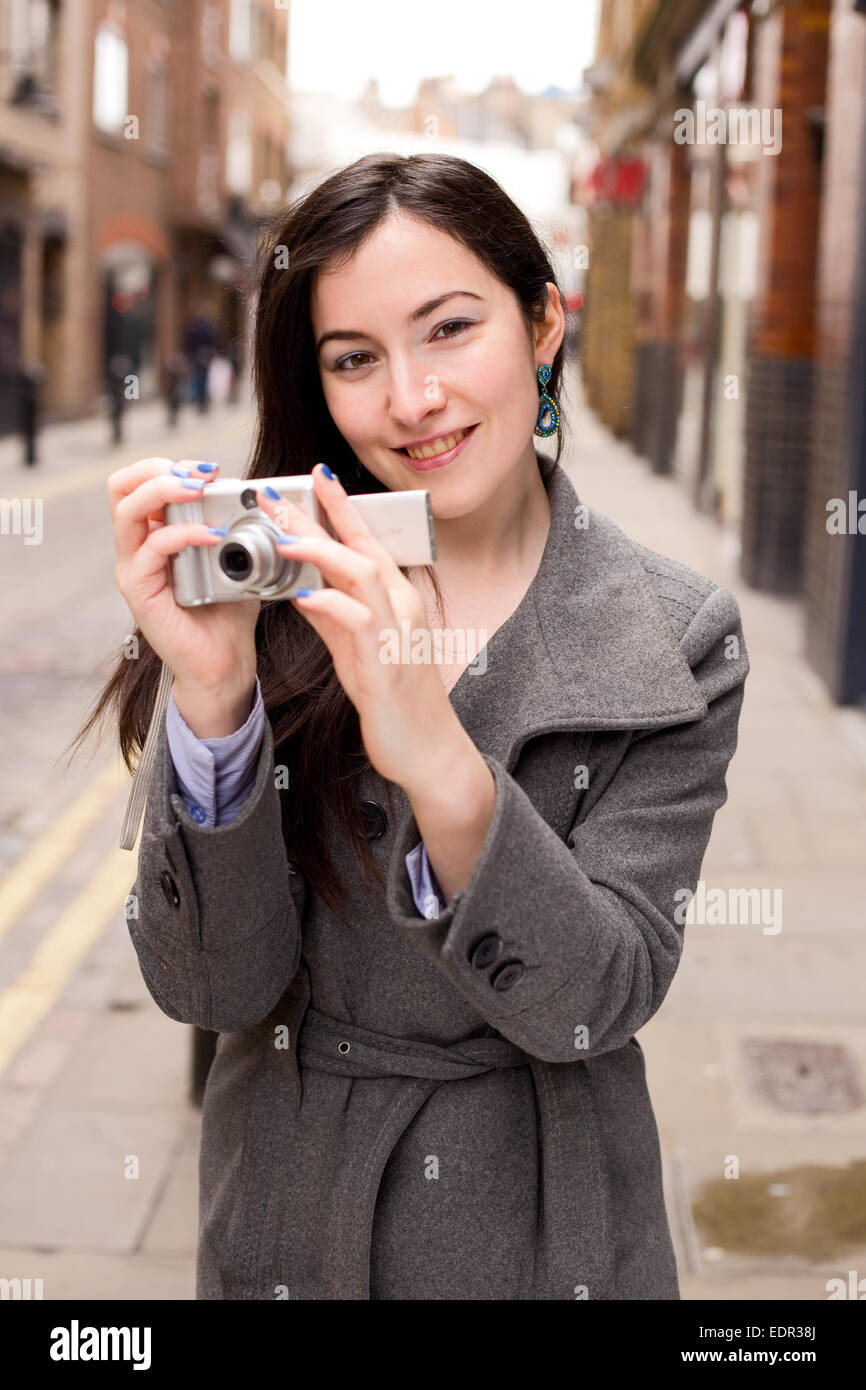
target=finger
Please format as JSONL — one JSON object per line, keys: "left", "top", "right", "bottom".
{"left": 107, "top": 458, "right": 220, "bottom": 520}
{"left": 311, "top": 462, "right": 405, "bottom": 583}
{"left": 113, "top": 473, "right": 216, "bottom": 566}
{"left": 256, "top": 485, "right": 330, "bottom": 542}
{"left": 177, "top": 459, "right": 221, "bottom": 478}
{"left": 291, "top": 586, "right": 386, "bottom": 661}
{"left": 107, "top": 458, "right": 176, "bottom": 520}
{"left": 121, "top": 523, "right": 223, "bottom": 598}
{"left": 275, "top": 535, "right": 394, "bottom": 630}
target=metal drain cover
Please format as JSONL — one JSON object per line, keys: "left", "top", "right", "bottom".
{"left": 742, "top": 1038, "right": 864, "bottom": 1113}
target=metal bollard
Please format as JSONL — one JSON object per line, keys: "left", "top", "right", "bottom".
{"left": 19, "top": 364, "right": 44, "bottom": 466}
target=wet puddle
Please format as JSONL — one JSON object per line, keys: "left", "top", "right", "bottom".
{"left": 692, "top": 1160, "right": 866, "bottom": 1259}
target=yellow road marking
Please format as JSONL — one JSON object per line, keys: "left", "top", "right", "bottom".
{"left": 2, "top": 462, "right": 116, "bottom": 504}
{"left": 0, "top": 843, "right": 138, "bottom": 1076}
{"left": 0, "top": 760, "right": 129, "bottom": 944}
{"left": 2, "top": 420, "right": 248, "bottom": 504}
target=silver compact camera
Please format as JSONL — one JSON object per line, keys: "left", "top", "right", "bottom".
{"left": 165, "top": 474, "right": 437, "bottom": 607}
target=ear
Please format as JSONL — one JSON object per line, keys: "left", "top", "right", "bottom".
{"left": 534, "top": 282, "right": 566, "bottom": 362}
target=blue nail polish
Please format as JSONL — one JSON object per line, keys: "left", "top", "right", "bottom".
{"left": 263, "top": 485, "right": 281, "bottom": 500}
{"left": 276, "top": 533, "right": 299, "bottom": 544}
{"left": 171, "top": 464, "right": 190, "bottom": 477}
{"left": 320, "top": 464, "right": 335, "bottom": 480}
{"left": 196, "top": 462, "right": 217, "bottom": 473}
{"left": 181, "top": 478, "right": 205, "bottom": 490}
{"left": 208, "top": 527, "right": 227, "bottom": 536}
{"left": 294, "top": 588, "right": 314, "bottom": 598}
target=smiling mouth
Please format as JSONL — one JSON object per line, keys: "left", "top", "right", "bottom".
{"left": 396, "top": 424, "right": 477, "bottom": 460}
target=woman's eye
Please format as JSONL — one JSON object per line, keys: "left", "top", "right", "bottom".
{"left": 434, "top": 319, "right": 473, "bottom": 340}
{"left": 335, "top": 352, "right": 374, "bottom": 372}
{"left": 334, "top": 321, "right": 474, "bottom": 371}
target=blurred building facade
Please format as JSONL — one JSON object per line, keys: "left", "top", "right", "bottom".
{"left": 579, "top": 0, "right": 866, "bottom": 706}
{"left": 0, "top": 0, "right": 291, "bottom": 427}
{"left": 357, "top": 72, "right": 589, "bottom": 150}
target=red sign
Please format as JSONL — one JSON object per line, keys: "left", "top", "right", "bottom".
{"left": 585, "top": 156, "right": 647, "bottom": 207}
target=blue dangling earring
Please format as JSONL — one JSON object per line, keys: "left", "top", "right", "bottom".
{"left": 533, "top": 363, "right": 560, "bottom": 437}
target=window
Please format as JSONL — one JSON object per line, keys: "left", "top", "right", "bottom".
{"left": 93, "top": 21, "right": 128, "bottom": 135}
{"left": 198, "top": 148, "right": 220, "bottom": 215}
{"left": 229, "top": 0, "right": 252, "bottom": 62}
{"left": 201, "top": 3, "right": 222, "bottom": 66}
{"left": 145, "top": 58, "right": 169, "bottom": 154}
{"left": 203, "top": 87, "right": 220, "bottom": 145}
{"left": 9, "top": 0, "right": 61, "bottom": 109}
{"left": 226, "top": 108, "right": 252, "bottom": 194}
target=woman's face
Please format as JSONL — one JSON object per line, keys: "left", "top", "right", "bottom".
{"left": 310, "top": 212, "right": 563, "bottom": 518}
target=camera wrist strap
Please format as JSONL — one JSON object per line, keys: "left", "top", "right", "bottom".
{"left": 119, "top": 660, "right": 174, "bottom": 851}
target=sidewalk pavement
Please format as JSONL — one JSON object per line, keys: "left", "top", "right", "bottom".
{"left": 0, "top": 383, "right": 256, "bottom": 495}
{"left": 0, "top": 368, "right": 864, "bottom": 1301}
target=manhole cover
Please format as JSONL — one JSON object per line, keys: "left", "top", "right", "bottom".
{"left": 742, "top": 1038, "right": 864, "bottom": 1113}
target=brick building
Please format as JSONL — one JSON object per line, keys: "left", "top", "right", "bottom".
{"left": 579, "top": 0, "right": 866, "bottom": 706}
{"left": 0, "top": 0, "right": 291, "bottom": 427}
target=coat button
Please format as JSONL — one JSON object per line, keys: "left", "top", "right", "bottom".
{"left": 160, "top": 870, "right": 181, "bottom": 909}
{"left": 470, "top": 934, "right": 503, "bottom": 969}
{"left": 360, "top": 800, "right": 387, "bottom": 839}
{"left": 491, "top": 960, "right": 524, "bottom": 992}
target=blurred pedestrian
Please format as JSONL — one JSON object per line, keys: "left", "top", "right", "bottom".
{"left": 224, "top": 336, "right": 243, "bottom": 404}
{"left": 164, "top": 351, "right": 189, "bottom": 428}
{"left": 106, "top": 352, "right": 134, "bottom": 445}
{"left": 183, "top": 300, "right": 218, "bottom": 413}
{"left": 206, "top": 349, "right": 234, "bottom": 406}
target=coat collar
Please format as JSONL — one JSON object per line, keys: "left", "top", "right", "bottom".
{"left": 446, "top": 452, "right": 709, "bottom": 772}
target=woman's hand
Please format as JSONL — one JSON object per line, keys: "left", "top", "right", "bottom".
{"left": 108, "top": 457, "right": 260, "bottom": 736}
{"left": 257, "top": 463, "right": 466, "bottom": 794}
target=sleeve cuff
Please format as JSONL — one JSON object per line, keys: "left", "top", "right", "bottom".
{"left": 384, "top": 751, "right": 577, "bottom": 1022}
{"left": 405, "top": 840, "right": 447, "bottom": 919}
{"left": 165, "top": 678, "right": 264, "bottom": 827}
{"left": 385, "top": 751, "right": 507, "bottom": 946}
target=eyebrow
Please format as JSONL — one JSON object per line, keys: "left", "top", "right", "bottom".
{"left": 315, "top": 290, "right": 484, "bottom": 355}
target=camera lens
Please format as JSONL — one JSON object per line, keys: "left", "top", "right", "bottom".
{"left": 219, "top": 543, "right": 253, "bottom": 580}
{"left": 215, "top": 522, "right": 290, "bottom": 593}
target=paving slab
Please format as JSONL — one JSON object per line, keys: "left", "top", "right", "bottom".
{"left": 0, "top": 1246, "right": 194, "bottom": 1300}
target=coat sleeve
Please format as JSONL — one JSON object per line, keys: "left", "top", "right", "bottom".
{"left": 125, "top": 708, "right": 302, "bottom": 1032}
{"left": 384, "top": 584, "right": 749, "bottom": 1063}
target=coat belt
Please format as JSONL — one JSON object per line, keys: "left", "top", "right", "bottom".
{"left": 297, "top": 1004, "right": 530, "bottom": 1080}
{"left": 287, "top": 1002, "right": 612, "bottom": 1300}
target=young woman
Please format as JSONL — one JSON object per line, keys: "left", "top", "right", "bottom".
{"left": 85, "top": 152, "right": 749, "bottom": 1300}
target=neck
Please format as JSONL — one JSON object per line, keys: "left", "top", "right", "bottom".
{"left": 415, "top": 446, "right": 551, "bottom": 612}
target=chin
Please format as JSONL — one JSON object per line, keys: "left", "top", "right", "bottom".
{"left": 430, "top": 482, "right": 490, "bottom": 519}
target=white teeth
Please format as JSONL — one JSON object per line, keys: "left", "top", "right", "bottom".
{"left": 406, "top": 427, "right": 467, "bottom": 460}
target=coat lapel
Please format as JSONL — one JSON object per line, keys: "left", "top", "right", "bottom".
{"left": 447, "top": 453, "right": 709, "bottom": 774}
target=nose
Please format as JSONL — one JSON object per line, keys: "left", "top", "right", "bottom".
{"left": 386, "top": 353, "right": 446, "bottom": 431}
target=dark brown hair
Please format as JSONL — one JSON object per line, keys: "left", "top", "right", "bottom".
{"left": 74, "top": 152, "right": 568, "bottom": 917}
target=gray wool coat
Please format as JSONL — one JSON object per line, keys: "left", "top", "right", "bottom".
{"left": 126, "top": 452, "right": 749, "bottom": 1300}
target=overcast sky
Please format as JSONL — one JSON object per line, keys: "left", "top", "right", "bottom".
{"left": 288, "top": 0, "right": 601, "bottom": 106}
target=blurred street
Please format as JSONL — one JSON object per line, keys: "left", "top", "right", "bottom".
{"left": 0, "top": 358, "right": 864, "bottom": 1299}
